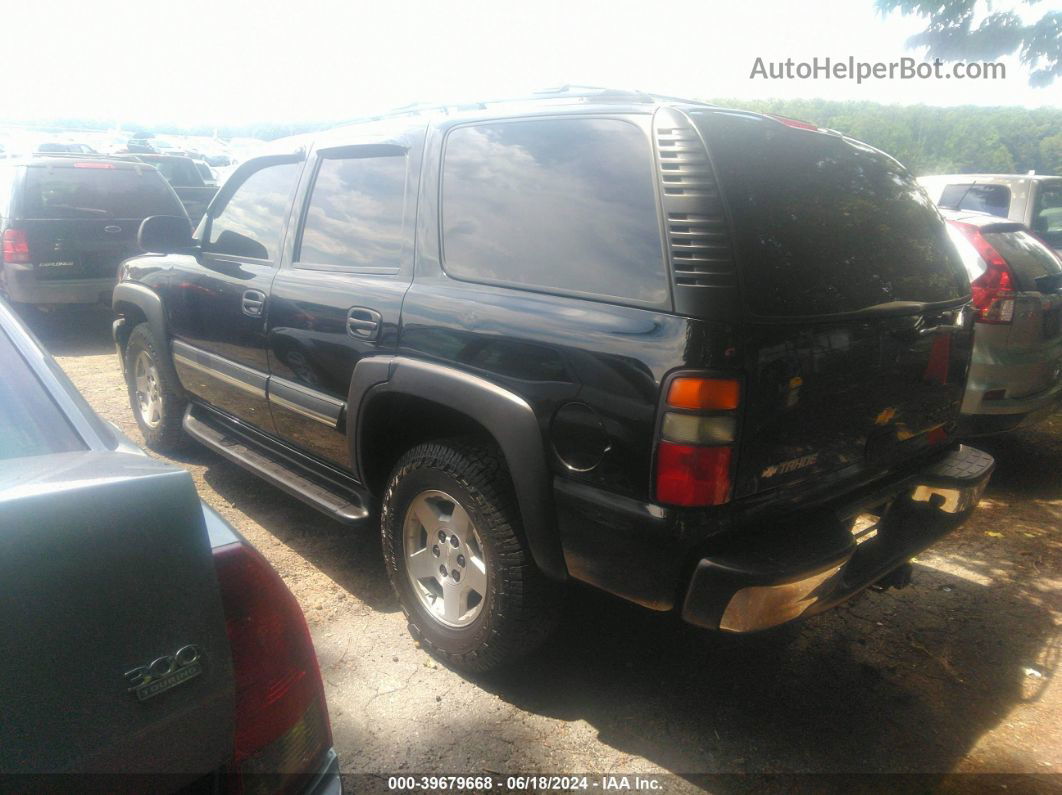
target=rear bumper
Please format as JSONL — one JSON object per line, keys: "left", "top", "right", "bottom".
{"left": 961, "top": 343, "right": 1062, "bottom": 427}
{"left": 959, "top": 374, "right": 1062, "bottom": 434}
{"left": 555, "top": 444, "right": 993, "bottom": 632}
{"left": 680, "top": 444, "right": 994, "bottom": 632}
{"left": 2, "top": 263, "right": 115, "bottom": 305}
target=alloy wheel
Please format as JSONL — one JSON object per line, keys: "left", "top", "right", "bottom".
{"left": 133, "top": 350, "right": 163, "bottom": 429}
{"left": 402, "top": 489, "right": 488, "bottom": 628}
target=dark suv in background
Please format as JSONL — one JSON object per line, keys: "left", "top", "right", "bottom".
{"left": 113, "top": 88, "right": 994, "bottom": 672}
{"left": 0, "top": 156, "right": 186, "bottom": 309}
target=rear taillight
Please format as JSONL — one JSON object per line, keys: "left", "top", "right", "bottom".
{"left": 655, "top": 376, "right": 740, "bottom": 507}
{"left": 213, "top": 542, "right": 331, "bottom": 794}
{"left": 951, "top": 221, "right": 1016, "bottom": 324}
{"left": 2, "top": 228, "right": 30, "bottom": 264}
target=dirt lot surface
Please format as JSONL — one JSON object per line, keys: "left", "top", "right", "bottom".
{"left": 33, "top": 307, "right": 1061, "bottom": 790}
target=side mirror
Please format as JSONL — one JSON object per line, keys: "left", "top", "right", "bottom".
{"left": 138, "top": 215, "right": 193, "bottom": 253}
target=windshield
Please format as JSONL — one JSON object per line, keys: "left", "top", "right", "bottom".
{"left": 691, "top": 111, "right": 969, "bottom": 317}
{"left": 22, "top": 165, "right": 182, "bottom": 219}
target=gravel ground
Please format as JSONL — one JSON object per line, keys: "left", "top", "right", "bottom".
{"left": 33, "top": 307, "right": 1061, "bottom": 790}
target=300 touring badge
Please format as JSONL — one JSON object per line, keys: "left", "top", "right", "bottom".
{"left": 124, "top": 644, "right": 203, "bottom": 701}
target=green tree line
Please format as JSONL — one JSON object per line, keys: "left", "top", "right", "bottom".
{"left": 709, "top": 98, "right": 1062, "bottom": 176}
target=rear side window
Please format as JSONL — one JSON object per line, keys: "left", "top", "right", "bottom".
{"left": 1033, "top": 183, "right": 1062, "bottom": 250}
{"left": 939, "top": 183, "right": 1012, "bottom": 218}
{"left": 207, "top": 162, "right": 300, "bottom": 261}
{"left": 0, "top": 329, "right": 85, "bottom": 460}
{"left": 22, "top": 165, "right": 182, "bottom": 219}
{"left": 691, "top": 112, "right": 968, "bottom": 317}
{"left": 982, "top": 229, "right": 1062, "bottom": 292}
{"left": 297, "top": 153, "right": 407, "bottom": 272}
{"left": 441, "top": 118, "right": 667, "bottom": 306}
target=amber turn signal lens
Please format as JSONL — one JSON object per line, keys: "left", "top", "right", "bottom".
{"left": 667, "top": 377, "right": 740, "bottom": 411}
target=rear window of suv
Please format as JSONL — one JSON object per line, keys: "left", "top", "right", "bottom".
{"left": 22, "top": 164, "right": 181, "bottom": 219}
{"left": 691, "top": 111, "right": 968, "bottom": 317}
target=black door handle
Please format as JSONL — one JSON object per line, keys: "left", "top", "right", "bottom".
{"left": 241, "top": 290, "right": 266, "bottom": 317}
{"left": 347, "top": 307, "right": 381, "bottom": 340}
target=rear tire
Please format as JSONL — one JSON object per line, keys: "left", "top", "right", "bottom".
{"left": 381, "top": 438, "right": 562, "bottom": 672}
{"left": 123, "top": 323, "right": 187, "bottom": 453}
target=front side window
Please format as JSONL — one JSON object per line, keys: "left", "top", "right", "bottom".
{"left": 297, "top": 153, "right": 407, "bottom": 271}
{"left": 207, "top": 161, "right": 300, "bottom": 261}
{"left": 441, "top": 118, "right": 667, "bottom": 306}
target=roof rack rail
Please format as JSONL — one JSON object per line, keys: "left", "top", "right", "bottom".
{"left": 340, "top": 85, "right": 715, "bottom": 125}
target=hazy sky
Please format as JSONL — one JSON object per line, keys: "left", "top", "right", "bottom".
{"left": 8, "top": 0, "right": 1059, "bottom": 126}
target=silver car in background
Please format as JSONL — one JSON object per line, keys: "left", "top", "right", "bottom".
{"left": 942, "top": 209, "right": 1062, "bottom": 434}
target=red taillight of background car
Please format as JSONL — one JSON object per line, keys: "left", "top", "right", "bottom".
{"left": 2, "top": 228, "right": 31, "bottom": 264}
{"left": 950, "top": 221, "right": 1017, "bottom": 324}
{"left": 213, "top": 541, "right": 331, "bottom": 794}
{"left": 655, "top": 376, "right": 741, "bottom": 507}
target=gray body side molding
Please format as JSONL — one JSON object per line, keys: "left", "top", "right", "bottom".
{"left": 112, "top": 281, "right": 169, "bottom": 357}
{"left": 349, "top": 356, "right": 568, "bottom": 581}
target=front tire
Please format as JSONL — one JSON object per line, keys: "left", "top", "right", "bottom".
{"left": 123, "top": 323, "right": 187, "bottom": 453}
{"left": 381, "top": 439, "right": 561, "bottom": 672}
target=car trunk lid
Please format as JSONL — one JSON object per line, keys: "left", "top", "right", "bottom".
{"left": 0, "top": 452, "right": 234, "bottom": 776}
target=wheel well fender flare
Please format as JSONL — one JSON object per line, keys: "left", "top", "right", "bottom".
{"left": 349, "top": 356, "right": 568, "bottom": 581}
{"left": 112, "top": 282, "right": 169, "bottom": 359}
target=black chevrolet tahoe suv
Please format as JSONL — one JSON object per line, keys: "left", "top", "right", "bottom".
{"left": 112, "top": 88, "right": 995, "bottom": 672}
